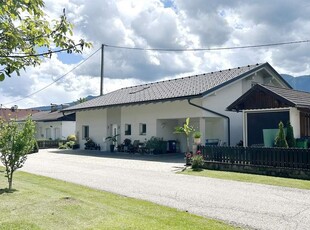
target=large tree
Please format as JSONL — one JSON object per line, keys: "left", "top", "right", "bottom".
{"left": 0, "top": 0, "right": 91, "bottom": 81}
{"left": 0, "top": 117, "right": 36, "bottom": 190}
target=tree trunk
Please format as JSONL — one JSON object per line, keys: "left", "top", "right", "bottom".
{"left": 186, "top": 137, "right": 190, "bottom": 153}
{"left": 8, "top": 171, "right": 13, "bottom": 190}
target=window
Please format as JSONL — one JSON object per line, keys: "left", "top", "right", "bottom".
{"left": 82, "top": 125, "right": 89, "bottom": 139}
{"left": 139, "top": 123, "right": 146, "bottom": 135}
{"left": 54, "top": 127, "right": 60, "bottom": 140}
{"left": 39, "top": 127, "right": 43, "bottom": 138}
{"left": 45, "top": 128, "right": 51, "bottom": 139}
{"left": 125, "top": 124, "right": 131, "bottom": 135}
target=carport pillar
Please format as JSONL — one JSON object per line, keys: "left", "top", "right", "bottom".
{"left": 199, "top": 118, "right": 206, "bottom": 145}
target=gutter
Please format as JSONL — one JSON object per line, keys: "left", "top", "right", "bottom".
{"left": 187, "top": 99, "right": 230, "bottom": 146}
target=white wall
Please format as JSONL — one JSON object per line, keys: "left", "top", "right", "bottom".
{"left": 202, "top": 81, "right": 244, "bottom": 145}
{"left": 120, "top": 100, "right": 209, "bottom": 152}
{"left": 121, "top": 100, "right": 204, "bottom": 143}
{"left": 36, "top": 121, "right": 63, "bottom": 140}
{"left": 76, "top": 109, "right": 108, "bottom": 150}
{"left": 201, "top": 71, "right": 279, "bottom": 146}
{"left": 35, "top": 121, "right": 76, "bottom": 140}
{"left": 62, "top": 121, "right": 76, "bottom": 140}
{"left": 290, "top": 107, "right": 300, "bottom": 138}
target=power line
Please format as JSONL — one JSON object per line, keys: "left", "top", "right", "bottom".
{"left": 105, "top": 39, "right": 310, "bottom": 52}
{"left": 3, "top": 38, "right": 310, "bottom": 106}
{"left": 2, "top": 47, "right": 101, "bottom": 106}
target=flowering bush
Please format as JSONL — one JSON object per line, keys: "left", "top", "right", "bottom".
{"left": 191, "top": 150, "right": 204, "bottom": 170}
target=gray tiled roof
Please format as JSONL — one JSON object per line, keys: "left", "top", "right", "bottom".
{"left": 63, "top": 62, "right": 283, "bottom": 112}
{"left": 19, "top": 110, "right": 75, "bottom": 122}
{"left": 260, "top": 84, "right": 310, "bottom": 108}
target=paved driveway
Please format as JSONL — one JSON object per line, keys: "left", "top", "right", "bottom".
{"left": 21, "top": 149, "right": 310, "bottom": 230}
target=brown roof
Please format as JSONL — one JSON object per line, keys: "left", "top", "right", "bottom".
{"left": 0, "top": 108, "right": 40, "bottom": 122}
{"left": 227, "top": 84, "right": 310, "bottom": 111}
{"left": 63, "top": 62, "right": 290, "bottom": 112}
{"left": 261, "top": 84, "right": 310, "bottom": 108}
{"left": 18, "top": 110, "right": 75, "bottom": 122}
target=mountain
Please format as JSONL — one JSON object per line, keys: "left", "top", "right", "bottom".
{"left": 31, "top": 95, "right": 97, "bottom": 111}
{"left": 281, "top": 74, "right": 310, "bottom": 92}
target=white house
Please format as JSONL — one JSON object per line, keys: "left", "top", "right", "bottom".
{"left": 62, "top": 62, "right": 291, "bottom": 152}
{"left": 20, "top": 104, "right": 76, "bottom": 141}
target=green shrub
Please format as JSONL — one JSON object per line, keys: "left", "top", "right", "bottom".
{"left": 67, "top": 134, "right": 77, "bottom": 142}
{"left": 146, "top": 137, "right": 166, "bottom": 154}
{"left": 58, "top": 144, "right": 67, "bottom": 149}
{"left": 58, "top": 140, "right": 76, "bottom": 149}
{"left": 66, "top": 141, "right": 76, "bottom": 148}
{"left": 274, "top": 121, "right": 288, "bottom": 148}
{"left": 191, "top": 155, "right": 204, "bottom": 170}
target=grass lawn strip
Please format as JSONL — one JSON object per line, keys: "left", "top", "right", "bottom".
{"left": 0, "top": 168, "right": 238, "bottom": 230}
{"left": 182, "top": 168, "right": 310, "bottom": 190}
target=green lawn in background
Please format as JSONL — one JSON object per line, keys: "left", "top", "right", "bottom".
{"left": 181, "top": 168, "right": 310, "bottom": 190}
{"left": 0, "top": 168, "right": 238, "bottom": 230}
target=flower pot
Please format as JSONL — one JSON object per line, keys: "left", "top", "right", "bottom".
{"left": 194, "top": 138, "right": 201, "bottom": 145}
{"left": 110, "top": 144, "right": 115, "bottom": 152}
{"left": 185, "top": 157, "right": 191, "bottom": 166}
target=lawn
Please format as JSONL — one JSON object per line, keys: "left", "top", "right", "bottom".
{"left": 182, "top": 168, "right": 310, "bottom": 190}
{"left": 0, "top": 168, "right": 238, "bottom": 230}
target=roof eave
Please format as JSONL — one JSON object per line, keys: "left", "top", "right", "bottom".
{"left": 226, "top": 84, "right": 296, "bottom": 112}
{"left": 62, "top": 94, "right": 203, "bottom": 113}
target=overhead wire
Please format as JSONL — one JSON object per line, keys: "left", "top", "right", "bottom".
{"left": 2, "top": 38, "right": 310, "bottom": 106}
{"left": 104, "top": 39, "right": 310, "bottom": 52}
{"left": 2, "top": 46, "right": 102, "bottom": 106}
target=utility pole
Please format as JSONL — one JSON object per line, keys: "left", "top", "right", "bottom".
{"left": 100, "top": 44, "right": 104, "bottom": 96}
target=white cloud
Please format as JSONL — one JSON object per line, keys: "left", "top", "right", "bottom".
{"left": 1, "top": 0, "right": 310, "bottom": 109}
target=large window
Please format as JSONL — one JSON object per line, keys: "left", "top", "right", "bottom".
{"left": 125, "top": 124, "right": 131, "bottom": 135}
{"left": 82, "top": 125, "right": 89, "bottom": 139}
{"left": 139, "top": 123, "right": 146, "bottom": 135}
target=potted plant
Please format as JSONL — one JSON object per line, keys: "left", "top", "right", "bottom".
{"left": 185, "top": 152, "right": 192, "bottom": 166}
{"left": 174, "top": 117, "right": 195, "bottom": 156}
{"left": 105, "top": 134, "right": 119, "bottom": 152}
{"left": 123, "top": 138, "right": 131, "bottom": 152}
{"left": 193, "top": 131, "right": 202, "bottom": 145}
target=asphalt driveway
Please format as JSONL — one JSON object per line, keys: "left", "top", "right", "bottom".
{"left": 21, "top": 149, "right": 310, "bottom": 230}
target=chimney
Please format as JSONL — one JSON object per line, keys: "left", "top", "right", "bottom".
{"left": 61, "top": 104, "right": 70, "bottom": 110}
{"left": 10, "top": 105, "right": 18, "bottom": 112}
{"left": 50, "top": 103, "right": 58, "bottom": 112}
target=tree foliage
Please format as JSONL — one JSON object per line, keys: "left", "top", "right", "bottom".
{"left": 0, "top": 117, "right": 36, "bottom": 190}
{"left": 274, "top": 121, "right": 288, "bottom": 148}
{"left": 75, "top": 97, "right": 87, "bottom": 104}
{"left": 286, "top": 121, "right": 296, "bottom": 148}
{"left": 0, "top": 0, "right": 91, "bottom": 81}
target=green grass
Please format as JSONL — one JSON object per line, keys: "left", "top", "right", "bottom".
{"left": 0, "top": 169, "right": 238, "bottom": 230}
{"left": 181, "top": 168, "right": 310, "bottom": 190}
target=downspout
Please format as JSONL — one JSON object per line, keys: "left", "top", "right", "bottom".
{"left": 187, "top": 99, "right": 230, "bottom": 146}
